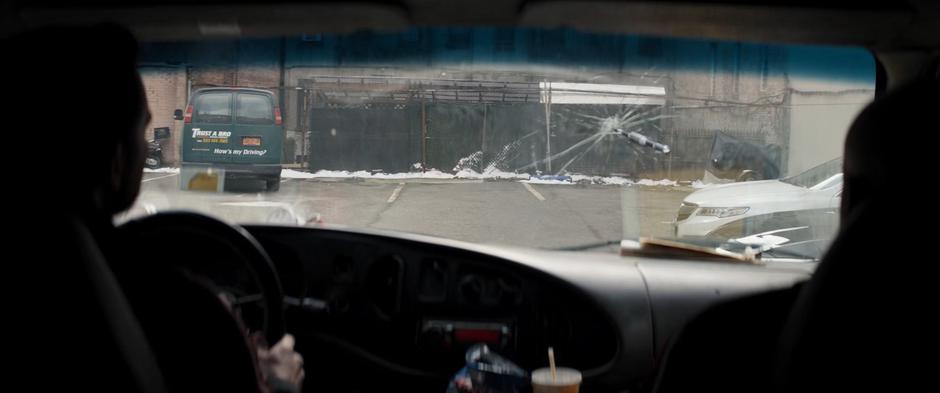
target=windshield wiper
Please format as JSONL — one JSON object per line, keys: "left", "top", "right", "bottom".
{"left": 551, "top": 240, "right": 622, "bottom": 251}
{"left": 550, "top": 238, "right": 755, "bottom": 262}
{"left": 758, "top": 242, "right": 822, "bottom": 262}
{"left": 553, "top": 237, "right": 819, "bottom": 263}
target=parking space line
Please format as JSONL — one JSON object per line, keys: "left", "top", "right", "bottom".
{"left": 142, "top": 173, "right": 178, "bottom": 183}
{"left": 522, "top": 182, "right": 546, "bottom": 201}
{"left": 387, "top": 182, "right": 405, "bottom": 204}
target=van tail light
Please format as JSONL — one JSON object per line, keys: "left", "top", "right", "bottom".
{"left": 183, "top": 105, "right": 193, "bottom": 124}
{"left": 274, "top": 107, "right": 282, "bottom": 125}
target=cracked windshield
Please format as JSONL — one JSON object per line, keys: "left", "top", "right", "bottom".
{"left": 129, "top": 28, "right": 874, "bottom": 260}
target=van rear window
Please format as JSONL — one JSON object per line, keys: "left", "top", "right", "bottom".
{"left": 193, "top": 92, "right": 232, "bottom": 123}
{"left": 236, "top": 94, "right": 274, "bottom": 125}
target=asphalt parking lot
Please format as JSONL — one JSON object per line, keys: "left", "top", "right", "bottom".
{"left": 131, "top": 172, "right": 693, "bottom": 250}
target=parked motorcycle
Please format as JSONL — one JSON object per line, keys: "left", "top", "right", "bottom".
{"left": 145, "top": 140, "right": 163, "bottom": 169}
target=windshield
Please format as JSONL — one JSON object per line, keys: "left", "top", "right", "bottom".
{"left": 192, "top": 92, "right": 233, "bottom": 124}
{"left": 236, "top": 94, "right": 275, "bottom": 125}
{"left": 128, "top": 27, "right": 874, "bottom": 260}
{"left": 781, "top": 157, "right": 844, "bottom": 188}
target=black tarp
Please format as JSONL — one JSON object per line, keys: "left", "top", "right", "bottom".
{"left": 309, "top": 102, "right": 668, "bottom": 176}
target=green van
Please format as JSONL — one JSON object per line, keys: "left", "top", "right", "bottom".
{"left": 179, "top": 87, "right": 283, "bottom": 191}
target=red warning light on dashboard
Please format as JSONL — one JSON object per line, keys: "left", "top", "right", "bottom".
{"left": 454, "top": 328, "right": 501, "bottom": 344}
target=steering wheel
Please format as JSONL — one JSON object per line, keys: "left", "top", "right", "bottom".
{"left": 119, "top": 211, "right": 286, "bottom": 344}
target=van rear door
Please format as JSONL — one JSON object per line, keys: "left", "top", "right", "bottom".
{"left": 231, "top": 92, "right": 280, "bottom": 166}
{"left": 182, "top": 90, "right": 235, "bottom": 164}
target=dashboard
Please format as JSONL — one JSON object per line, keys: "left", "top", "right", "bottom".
{"left": 246, "top": 225, "right": 811, "bottom": 393}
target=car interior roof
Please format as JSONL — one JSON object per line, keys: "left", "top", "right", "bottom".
{"left": 6, "top": 1, "right": 938, "bottom": 87}
{"left": 4, "top": 1, "right": 939, "bottom": 50}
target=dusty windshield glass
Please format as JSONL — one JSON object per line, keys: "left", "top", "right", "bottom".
{"left": 128, "top": 28, "right": 874, "bottom": 259}
{"left": 781, "top": 157, "right": 843, "bottom": 188}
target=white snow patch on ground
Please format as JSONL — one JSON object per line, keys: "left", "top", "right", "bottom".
{"left": 283, "top": 168, "right": 525, "bottom": 180}
{"left": 555, "top": 175, "right": 680, "bottom": 186}
{"left": 282, "top": 168, "right": 692, "bottom": 187}
{"left": 455, "top": 169, "right": 530, "bottom": 180}
{"left": 568, "top": 175, "right": 632, "bottom": 185}
{"left": 595, "top": 176, "right": 633, "bottom": 186}
{"left": 372, "top": 170, "right": 455, "bottom": 179}
{"left": 521, "top": 178, "right": 575, "bottom": 185}
{"left": 280, "top": 169, "right": 372, "bottom": 179}
{"left": 635, "top": 179, "right": 678, "bottom": 187}
{"left": 527, "top": 177, "right": 677, "bottom": 186}
{"left": 691, "top": 180, "right": 710, "bottom": 189}
{"left": 279, "top": 169, "right": 317, "bottom": 179}
{"left": 144, "top": 167, "right": 180, "bottom": 174}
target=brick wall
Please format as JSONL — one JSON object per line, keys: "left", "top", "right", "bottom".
{"left": 140, "top": 66, "right": 187, "bottom": 166}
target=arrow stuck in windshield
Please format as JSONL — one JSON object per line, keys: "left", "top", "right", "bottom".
{"left": 615, "top": 128, "right": 671, "bottom": 153}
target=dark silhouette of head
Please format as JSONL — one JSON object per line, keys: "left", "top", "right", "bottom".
{"left": 775, "top": 78, "right": 940, "bottom": 393}
{"left": 840, "top": 79, "right": 938, "bottom": 226}
{"left": 2, "top": 24, "right": 149, "bottom": 217}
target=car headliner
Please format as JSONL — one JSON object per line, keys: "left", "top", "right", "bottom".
{"left": 3, "top": 1, "right": 939, "bottom": 50}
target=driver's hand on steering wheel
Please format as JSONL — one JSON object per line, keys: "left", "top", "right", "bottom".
{"left": 254, "top": 333, "right": 305, "bottom": 393}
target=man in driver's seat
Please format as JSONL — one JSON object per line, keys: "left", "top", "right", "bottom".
{"left": 2, "top": 25, "right": 304, "bottom": 393}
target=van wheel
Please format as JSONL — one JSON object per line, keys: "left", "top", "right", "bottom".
{"left": 266, "top": 177, "right": 281, "bottom": 192}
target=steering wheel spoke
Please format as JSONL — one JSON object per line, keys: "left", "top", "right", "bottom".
{"left": 118, "top": 212, "right": 286, "bottom": 344}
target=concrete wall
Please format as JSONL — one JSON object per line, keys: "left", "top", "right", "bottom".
{"left": 670, "top": 73, "right": 789, "bottom": 135}
{"left": 786, "top": 80, "right": 874, "bottom": 176}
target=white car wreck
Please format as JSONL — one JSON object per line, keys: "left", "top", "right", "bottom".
{"left": 675, "top": 157, "right": 843, "bottom": 242}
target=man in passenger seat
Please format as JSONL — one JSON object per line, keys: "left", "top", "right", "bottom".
{"left": 654, "top": 78, "right": 940, "bottom": 393}
{"left": 2, "top": 24, "right": 304, "bottom": 393}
